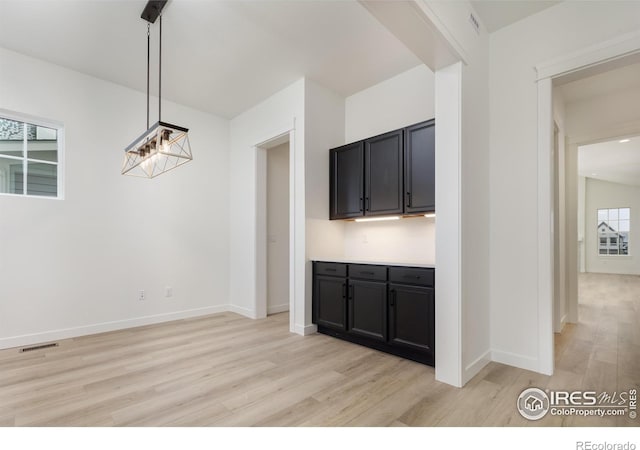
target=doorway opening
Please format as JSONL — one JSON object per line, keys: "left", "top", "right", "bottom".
{"left": 255, "top": 131, "right": 295, "bottom": 331}
{"left": 548, "top": 52, "right": 640, "bottom": 391}
{"left": 266, "top": 141, "right": 290, "bottom": 317}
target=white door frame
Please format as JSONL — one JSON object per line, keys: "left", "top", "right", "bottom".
{"left": 535, "top": 30, "right": 640, "bottom": 375}
{"left": 254, "top": 124, "right": 297, "bottom": 333}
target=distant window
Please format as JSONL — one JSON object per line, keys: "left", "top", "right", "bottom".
{"left": 0, "top": 112, "right": 62, "bottom": 198}
{"left": 597, "top": 208, "right": 630, "bottom": 256}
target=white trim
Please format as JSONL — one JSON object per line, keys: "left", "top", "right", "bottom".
{"left": 267, "top": 304, "right": 289, "bottom": 315}
{"left": 491, "top": 350, "right": 540, "bottom": 373}
{"left": 294, "top": 323, "right": 317, "bottom": 336}
{"left": 537, "top": 77, "right": 554, "bottom": 376}
{"left": 463, "top": 350, "right": 491, "bottom": 385}
{"left": 228, "top": 304, "right": 257, "bottom": 319}
{"left": 535, "top": 29, "right": 640, "bottom": 80}
{"left": 0, "top": 305, "right": 227, "bottom": 351}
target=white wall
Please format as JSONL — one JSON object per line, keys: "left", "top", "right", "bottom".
{"left": 565, "top": 87, "right": 640, "bottom": 141}
{"left": 345, "top": 64, "right": 434, "bottom": 142}
{"left": 343, "top": 64, "right": 436, "bottom": 265}
{"left": 585, "top": 178, "right": 640, "bottom": 275}
{"left": 266, "top": 143, "right": 289, "bottom": 314}
{"left": 489, "top": 1, "right": 640, "bottom": 372}
{"left": 304, "top": 79, "right": 346, "bottom": 327}
{"left": 459, "top": 9, "right": 491, "bottom": 384}
{"left": 229, "top": 79, "right": 305, "bottom": 330}
{"left": 0, "top": 47, "right": 230, "bottom": 349}
{"left": 344, "top": 217, "right": 435, "bottom": 264}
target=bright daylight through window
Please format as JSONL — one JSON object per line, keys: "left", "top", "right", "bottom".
{"left": 597, "top": 207, "right": 630, "bottom": 256}
{"left": 0, "top": 113, "right": 62, "bottom": 198}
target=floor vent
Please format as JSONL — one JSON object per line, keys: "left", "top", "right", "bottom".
{"left": 20, "top": 343, "right": 59, "bottom": 353}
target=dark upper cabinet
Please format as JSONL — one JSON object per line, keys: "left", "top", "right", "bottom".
{"left": 314, "top": 275, "right": 347, "bottom": 331}
{"left": 329, "top": 120, "right": 434, "bottom": 220}
{"left": 364, "top": 130, "right": 404, "bottom": 216}
{"left": 347, "top": 280, "right": 387, "bottom": 342}
{"left": 388, "top": 284, "right": 434, "bottom": 356}
{"left": 330, "top": 142, "right": 364, "bottom": 220}
{"left": 405, "top": 120, "right": 435, "bottom": 214}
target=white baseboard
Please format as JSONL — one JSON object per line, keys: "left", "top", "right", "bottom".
{"left": 491, "top": 349, "right": 540, "bottom": 373}
{"left": 267, "top": 304, "right": 289, "bottom": 315}
{"left": 227, "top": 304, "right": 257, "bottom": 319}
{"left": 294, "top": 323, "right": 317, "bottom": 336}
{"left": 0, "top": 305, "right": 227, "bottom": 351}
{"left": 463, "top": 349, "right": 491, "bottom": 385}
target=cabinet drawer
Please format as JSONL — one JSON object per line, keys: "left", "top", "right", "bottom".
{"left": 348, "top": 264, "right": 387, "bottom": 281}
{"left": 314, "top": 262, "right": 347, "bottom": 277}
{"left": 389, "top": 267, "right": 434, "bottom": 287}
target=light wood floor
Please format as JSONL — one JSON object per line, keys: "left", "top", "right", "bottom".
{"left": 0, "top": 273, "right": 637, "bottom": 427}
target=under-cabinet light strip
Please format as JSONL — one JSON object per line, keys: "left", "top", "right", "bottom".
{"left": 354, "top": 216, "right": 400, "bottom": 223}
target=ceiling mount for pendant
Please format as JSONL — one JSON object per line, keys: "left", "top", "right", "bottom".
{"left": 141, "top": 0, "right": 167, "bottom": 24}
{"left": 122, "top": 0, "right": 193, "bottom": 179}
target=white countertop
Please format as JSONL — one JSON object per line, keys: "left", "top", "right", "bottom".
{"left": 312, "top": 259, "right": 435, "bottom": 269}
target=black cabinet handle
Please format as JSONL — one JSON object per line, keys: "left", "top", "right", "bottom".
{"left": 325, "top": 268, "right": 337, "bottom": 272}
{"left": 406, "top": 191, "right": 412, "bottom": 208}
{"left": 360, "top": 197, "right": 363, "bottom": 212}
{"left": 403, "top": 274, "right": 421, "bottom": 280}
{"left": 360, "top": 271, "right": 375, "bottom": 275}
{"left": 349, "top": 285, "right": 354, "bottom": 299}
{"left": 366, "top": 197, "right": 370, "bottom": 211}
{"left": 342, "top": 283, "right": 346, "bottom": 299}
{"left": 390, "top": 289, "right": 396, "bottom": 306}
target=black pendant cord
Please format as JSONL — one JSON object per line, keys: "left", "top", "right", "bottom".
{"left": 158, "top": 14, "right": 162, "bottom": 123}
{"left": 146, "top": 23, "right": 150, "bottom": 130}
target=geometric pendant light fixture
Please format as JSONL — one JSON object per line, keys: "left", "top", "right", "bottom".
{"left": 122, "top": 0, "right": 193, "bottom": 178}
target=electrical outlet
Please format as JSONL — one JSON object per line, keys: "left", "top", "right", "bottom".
{"left": 139, "top": 290, "right": 146, "bottom": 301}
{"left": 165, "top": 286, "right": 173, "bottom": 298}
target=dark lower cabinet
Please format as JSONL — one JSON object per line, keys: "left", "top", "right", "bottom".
{"left": 314, "top": 275, "right": 346, "bottom": 331}
{"left": 389, "top": 284, "right": 434, "bottom": 355}
{"left": 348, "top": 280, "right": 387, "bottom": 342}
{"left": 313, "top": 261, "right": 435, "bottom": 367}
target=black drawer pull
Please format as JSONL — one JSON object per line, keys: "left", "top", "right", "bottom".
{"left": 360, "top": 271, "right": 375, "bottom": 275}
{"left": 390, "top": 289, "right": 396, "bottom": 306}
{"left": 325, "top": 268, "right": 337, "bottom": 272}
{"left": 403, "top": 274, "right": 421, "bottom": 279}
{"left": 342, "top": 283, "right": 346, "bottom": 299}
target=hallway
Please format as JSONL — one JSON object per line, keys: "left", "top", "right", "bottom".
{"left": 554, "top": 273, "right": 640, "bottom": 424}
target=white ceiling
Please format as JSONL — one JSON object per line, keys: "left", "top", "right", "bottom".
{"left": 556, "top": 61, "right": 640, "bottom": 104}
{"left": 579, "top": 136, "right": 640, "bottom": 187}
{"left": 470, "top": 0, "right": 561, "bottom": 33}
{"left": 0, "top": 0, "right": 421, "bottom": 119}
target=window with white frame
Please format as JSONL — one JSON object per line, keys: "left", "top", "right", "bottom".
{"left": 0, "top": 113, "right": 62, "bottom": 198}
{"left": 597, "top": 208, "right": 630, "bottom": 256}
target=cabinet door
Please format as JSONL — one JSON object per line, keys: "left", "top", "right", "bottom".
{"left": 388, "top": 284, "right": 434, "bottom": 355}
{"left": 348, "top": 280, "right": 387, "bottom": 342}
{"left": 364, "top": 130, "right": 403, "bottom": 216}
{"left": 330, "top": 142, "right": 364, "bottom": 220}
{"left": 404, "top": 120, "right": 435, "bottom": 214}
{"left": 314, "top": 275, "right": 347, "bottom": 330}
